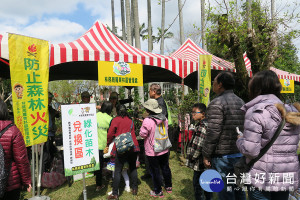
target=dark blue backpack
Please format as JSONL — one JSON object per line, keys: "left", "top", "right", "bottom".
{"left": 0, "top": 123, "right": 14, "bottom": 197}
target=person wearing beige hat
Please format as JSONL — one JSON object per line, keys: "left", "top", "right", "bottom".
{"left": 139, "top": 99, "right": 172, "bottom": 198}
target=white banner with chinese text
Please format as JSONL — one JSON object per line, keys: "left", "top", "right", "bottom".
{"left": 61, "top": 104, "right": 99, "bottom": 176}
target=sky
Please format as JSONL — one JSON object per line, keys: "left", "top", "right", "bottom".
{"left": 0, "top": 0, "right": 299, "bottom": 58}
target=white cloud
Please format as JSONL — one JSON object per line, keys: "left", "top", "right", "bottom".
{"left": 0, "top": 0, "right": 83, "bottom": 25}
{"left": 0, "top": 0, "right": 299, "bottom": 59}
{"left": 22, "top": 19, "right": 86, "bottom": 43}
{"left": 0, "top": 19, "right": 85, "bottom": 44}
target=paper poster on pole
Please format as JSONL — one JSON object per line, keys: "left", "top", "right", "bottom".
{"left": 198, "top": 55, "right": 212, "bottom": 106}
{"left": 8, "top": 34, "right": 49, "bottom": 146}
{"left": 280, "top": 79, "right": 294, "bottom": 93}
{"left": 61, "top": 104, "right": 100, "bottom": 176}
{"left": 98, "top": 61, "right": 143, "bottom": 86}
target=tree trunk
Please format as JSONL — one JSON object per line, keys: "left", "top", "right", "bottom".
{"left": 219, "top": 15, "right": 249, "bottom": 101}
{"left": 231, "top": 34, "right": 249, "bottom": 101}
{"left": 132, "top": 0, "right": 144, "bottom": 102}
{"left": 247, "top": 0, "right": 252, "bottom": 29}
{"left": 178, "top": 0, "right": 184, "bottom": 45}
{"left": 111, "top": 0, "right": 116, "bottom": 34}
{"left": 160, "top": 0, "right": 165, "bottom": 55}
{"left": 125, "top": 0, "right": 132, "bottom": 45}
{"left": 120, "top": 0, "right": 126, "bottom": 41}
{"left": 131, "top": 0, "right": 135, "bottom": 46}
{"left": 133, "top": 0, "right": 141, "bottom": 49}
{"left": 201, "top": 0, "right": 206, "bottom": 50}
{"left": 147, "top": 0, "right": 153, "bottom": 52}
{"left": 271, "top": 0, "right": 275, "bottom": 22}
{"left": 246, "top": 30, "right": 261, "bottom": 74}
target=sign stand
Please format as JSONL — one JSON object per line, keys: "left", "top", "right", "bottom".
{"left": 29, "top": 144, "right": 50, "bottom": 200}
{"left": 82, "top": 173, "right": 87, "bottom": 200}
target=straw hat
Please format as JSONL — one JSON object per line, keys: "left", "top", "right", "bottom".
{"left": 142, "top": 99, "right": 162, "bottom": 114}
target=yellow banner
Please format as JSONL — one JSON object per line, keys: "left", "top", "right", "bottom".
{"left": 9, "top": 34, "right": 49, "bottom": 146}
{"left": 98, "top": 61, "right": 143, "bottom": 86}
{"left": 198, "top": 55, "right": 212, "bottom": 106}
{"left": 280, "top": 79, "right": 294, "bottom": 93}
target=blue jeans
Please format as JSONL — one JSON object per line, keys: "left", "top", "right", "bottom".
{"left": 248, "top": 188, "right": 289, "bottom": 200}
{"left": 193, "top": 170, "right": 212, "bottom": 200}
{"left": 212, "top": 156, "right": 246, "bottom": 200}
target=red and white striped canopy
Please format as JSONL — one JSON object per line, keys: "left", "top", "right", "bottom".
{"left": 243, "top": 53, "right": 300, "bottom": 82}
{"left": 270, "top": 67, "right": 300, "bottom": 82}
{"left": 0, "top": 33, "right": 9, "bottom": 61}
{"left": 170, "top": 38, "right": 236, "bottom": 77}
{"left": 50, "top": 21, "right": 184, "bottom": 77}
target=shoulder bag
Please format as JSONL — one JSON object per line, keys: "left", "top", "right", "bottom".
{"left": 114, "top": 121, "right": 134, "bottom": 154}
{"left": 234, "top": 118, "right": 286, "bottom": 187}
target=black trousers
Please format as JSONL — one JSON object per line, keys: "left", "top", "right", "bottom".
{"left": 193, "top": 170, "right": 212, "bottom": 200}
{"left": 42, "top": 136, "right": 56, "bottom": 173}
{"left": 94, "top": 150, "right": 104, "bottom": 186}
{"left": 0, "top": 189, "right": 20, "bottom": 200}
{"left": 112, "top": 151, "right": 138, "bottom": 195}
{"left": 147, "top": 152, "right": 172, "bottom": 194}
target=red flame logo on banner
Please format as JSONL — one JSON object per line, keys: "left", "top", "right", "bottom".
{"left": 28, "top": 44, "right": 37, "bottom": 53}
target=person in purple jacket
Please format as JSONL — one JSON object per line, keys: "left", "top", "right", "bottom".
{"left": 140, "top": 99, "right": 172, "bottom": 198}
{"left": 236, "top": 70, "right": 300, "bottom": 200}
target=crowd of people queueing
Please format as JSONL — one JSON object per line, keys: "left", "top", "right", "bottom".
{"left": 0, "top": 70, "right": 299, "bottom": 200}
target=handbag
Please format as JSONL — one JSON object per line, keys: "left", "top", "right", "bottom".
{"left": 234, "top": 118, "right": 286, "bottom": 187}
{"left": 114, "top": 121, "right": 134, "bottom": 154}
{"left": 153, "top": 122, "right": 172, "bottom": 152}
{"left": 41, "top": 157, "right": 66, "bottom": 188}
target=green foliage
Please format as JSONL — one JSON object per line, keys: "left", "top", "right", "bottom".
{"left": 203, "top": 0, "right": 300, "bottom": 101}
{"left": 143, "top": 83, "right": 149, "bottom": 102}
{"left": 64, "top": 163, "right": 100, "bottom": 177}
{"left": 155, "top": 27, "right": 174, "bottom": 43}
{"left": 274, "top": 33, "right": 300, "bottom": 74}
{"left": 118, "top": 86, "right": 125, "bottom": 100}
{"left": 90, "top": 157, "right": 96, "bottom": 165}
{"left": 0, "top": 78, "right": 12, "bottom": 109}
{"left": 178, "top": 89, "right": 198, "bottom": 116}
{"left": 164, "top": 87, "right": 180, "bottom": 118}
{"left": 22, "top": 151, "right": 219, "bottom": 200}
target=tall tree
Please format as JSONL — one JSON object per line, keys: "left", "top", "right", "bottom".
{"left": 201, "top": 0, "right": 206, "bottom": 50}
{"left": 120, "top": 0, "right": 126, "bottom": 41}
{"left": 111, "top": 0, "right": 116, "bottom": 34}
{"left": 131, "top": 0, "right": 135, "bottom": 45}
{"left": 125, "top": 0, "right": 132, "bottom": 45}
{"left": 147, "top": 0, "right": 153, "bottom": 52}
{"left": 132, "top": 0, "right": 143, "bottom": 102}
{"left": 160, "top": 0, "right": 165, "bottom": 55}
{"left": 133, "top": 0, "right": 141, "bottom": 49}
{"left": 178, "top": 0, "right": 184, "bottom": 45}
{"left": 206, "top": 0, "right": 300, "bottom": 101}
{"left": 155, "top": 27, "right": 174, "bottom": 43}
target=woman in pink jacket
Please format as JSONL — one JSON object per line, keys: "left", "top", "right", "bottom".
{"left": 0, "top": 99, "right": 31, "bottom": 200}
{"left": 140, "top": 99, "right": 172, "bottom": 198}
{"left": 236, "top": 70, "right": 300, "bottom": 200}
